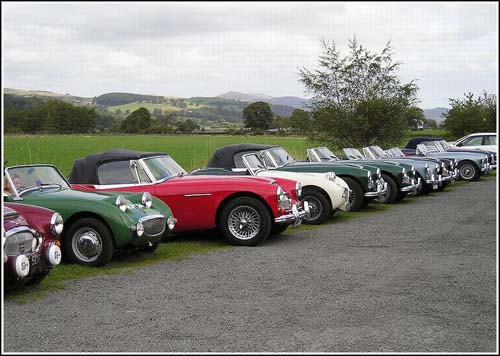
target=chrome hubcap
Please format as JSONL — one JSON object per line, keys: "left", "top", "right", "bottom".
{"left": 460, "top": 165, "right": 475, "bottom": 180}
{"left": 228, "top": 206, "right": 261, "bottom": 240}
{"left": 72, "top": 228, "right": 102, "bottom": 262}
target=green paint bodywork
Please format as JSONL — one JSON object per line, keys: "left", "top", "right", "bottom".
{"left": 4, "top": 167, "right": 174, "bottom": 249}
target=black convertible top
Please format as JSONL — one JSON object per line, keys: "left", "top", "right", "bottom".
{"left": 405, "top": 136, "right": 445, "bottom": 149}
{"left": 68, "top": 149, "right": 166, "bottom": 184}
{"left": 207, "top": 143, "right": 279, "bottom": 169}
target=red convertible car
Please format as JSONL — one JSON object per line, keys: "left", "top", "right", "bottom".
{"left": 69, "top": 150, "right": 308, "bottom": 246}
{"left": 3, "top": 202, "right": 63, "bottom": 288}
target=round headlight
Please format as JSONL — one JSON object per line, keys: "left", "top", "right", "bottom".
{"left": 50, "top": 213, "right": 64, "bottom": 235}
{"left": 115, "top": 195, "right": 127, "bottom": 212}
{"left": 167, "top": 216, "right": 177, "bottom": 231}
{"left": 136, "top": 222, "right": 144, "bottom": 237}
{"left": 295, "top": 181, "right": 302, "bottom": 198}
{"left": 141, "top": 192, "right": 152, "bottom": 209}
{"left": 435, "top": 163, "right": 439, "bottom": 170}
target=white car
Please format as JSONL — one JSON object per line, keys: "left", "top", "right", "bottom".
{"left": 449, "top": 132, "right": 497, "bottom": 154}
{"left": 240, "top": 152, "right": 351, "bottom": 225}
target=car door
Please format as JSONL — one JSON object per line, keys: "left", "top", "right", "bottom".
{"left": 481, "top": 135, "right": 497, "bottom": 153}
{"left": 456, "top": 135, "right": 484, "bottom": 151}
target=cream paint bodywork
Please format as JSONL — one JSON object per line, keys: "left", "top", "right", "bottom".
{"left": 255, "top": 170, "right": 350, "bottom": 212}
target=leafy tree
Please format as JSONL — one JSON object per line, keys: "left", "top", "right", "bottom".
{"left": 299, "top": 36, "right": 418, "bottom": 147}
{"left": 289, "top": 109, "right": 312, "bottom": 133}
{"left": 242, "top": 101, "right": 273, "bottom": 130}
{"left": 176, "top": 119, "right": 200, "bottom": 133}
{"left": 120, "top": 107, "right": 153, "bottom": 133}
{"left": 405, "top": 106, "right": 426, "bottom": 129}
{"left": 443, "top": 92, "right": 497, "bottom": 138}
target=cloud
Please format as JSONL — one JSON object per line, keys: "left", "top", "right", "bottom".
{"left": 2, "top": 2, "right": 497, "bottom": 107}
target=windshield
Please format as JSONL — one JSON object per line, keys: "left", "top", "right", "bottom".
{"left": 242, "top": 153, "right": 266, "bottom": 173}
{"left": 389, "top": 147, "right": 405, "bottom": 157}
{"left": 372, "top": 146, "right": 389, "bottom": 158}
{"left": 344, "top": 148, "right": 365, "bottom": 160}
{"left": 439, "top": 140, "right": 452, "bottom": 150}
{"left": 433, "top": 141, "right": 446, "bottom": 152}
{"left": 311, "top": 147, "right": 337, "bottom": 162}
{"left": 142, "top": 156, "right": 187, "bottom": 181}
{"left": 262, "top": 147, "right": 294, "bottom": 168}
{"left": 5, "top": 165, "right": 70, "bottom": 195}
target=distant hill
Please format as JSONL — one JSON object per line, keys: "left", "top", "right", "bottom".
{"left": 95, "top": 92, "right": 162, "bottom": 106}
{"left": 217, "top": 91, "right": 273, "bottom": 102}
{"left": 265, "top": 96, "right": 310, "bottom": 109}
{"left": 424, "top": 107, "right": 448, "bottom": 124}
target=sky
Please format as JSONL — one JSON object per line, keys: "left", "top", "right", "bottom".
{"left": 2, "top": 1, "right": 498, "bottom": 108}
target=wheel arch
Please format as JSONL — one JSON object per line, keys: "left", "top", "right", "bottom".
{"left": 215, "top": 192, "right": 275, "bottom": 230}
{"left": 62, "top": 212, "right": 115, "bottom": 248}
{"left": 302, "top": 185, "right": 333, "bottom": 212}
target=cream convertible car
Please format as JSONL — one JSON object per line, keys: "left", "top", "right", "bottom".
{"left": 193, "top": 144, "right": 351, "bottom": 226}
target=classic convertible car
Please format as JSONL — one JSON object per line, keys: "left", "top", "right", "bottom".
{"left": 321, "top": 145, "right": 456, "bottom": 194}
{"left": 204, "top": 144, "right": 387, "bottom": 212}
{"left": 191, "top": 143, "right": 351, "bottom": 225}
{"left": 435, "top": 140, "right": 496, "bottom": 170}
{"left": 3, "top": 203, "right": 63, "bottom": 288}
{"left": 4, "top": 164, "right": 175, "bottom": 267}
{"left": 416, "top": 143, "right": 491, "bottom": 181}
{"left": 68, "top": 149, "right": 308, "bottom": 245}
{"left": 306, "top": 146, "right": 419, "bottom": 202}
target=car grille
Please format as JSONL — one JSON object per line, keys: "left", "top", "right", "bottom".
{"left": 4, "top": 229, "right": 37, "bottom": 255}
{"left": 140, "top": 215, "right": 166, "bottom": 236}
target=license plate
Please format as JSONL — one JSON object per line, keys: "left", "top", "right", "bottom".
{"left": 30, "top": 255, "right": 40, "bottom": 266}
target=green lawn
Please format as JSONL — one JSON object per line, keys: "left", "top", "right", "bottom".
{"left": 3, "top": 134, "right": 313, "bottom": 175}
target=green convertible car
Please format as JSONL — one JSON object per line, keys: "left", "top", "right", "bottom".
{"left": 4, "top": 164, "right": 176, "bottom": 267}
{"left": 201, "top": 144, "right": 389, "bottom": 211}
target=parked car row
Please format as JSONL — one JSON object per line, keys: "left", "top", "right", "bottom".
{"left": 3, "top": 136, "right": 495, "bottom": 289}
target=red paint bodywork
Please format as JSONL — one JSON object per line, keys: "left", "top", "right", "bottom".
{"left": 72, "top": 174, "right": 299, "bottom": 233}
{"left": 3, "top": 203, "right": 61, "bottom": 285}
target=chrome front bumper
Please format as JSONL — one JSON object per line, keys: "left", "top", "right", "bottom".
{"left": 402, "top": 178, "right": 421, "bottom": 196}
{"left": 274, "top": 202, "right": 310, "bottom": 227}
{"left": 364, "top": 179, "right": 388, "bottom": 199}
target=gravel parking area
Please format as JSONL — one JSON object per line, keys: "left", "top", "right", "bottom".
{"left": 3, "top": 176, "right": 497, "bottom": 353}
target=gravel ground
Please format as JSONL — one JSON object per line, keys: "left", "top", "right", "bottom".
{"left": 3, "top": 176, "right": 497, "bottom": 353}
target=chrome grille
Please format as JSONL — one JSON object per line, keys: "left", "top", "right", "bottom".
{"left": 4, "top": 229, "right": 37, "bottom": 255}
{"left": 140, "top": 215, "right": 166, "bottom": 236}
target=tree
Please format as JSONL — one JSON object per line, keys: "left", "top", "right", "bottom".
{"left": 176, "top": 119, "right": 200, "bottom": 133}
{"left": 242, "top": 101, "right": 273, "bottom": 130}
{"left": 289, "top": 109, "right": 312, "bottom": 133}
{"left": 405, "top": 106, "right": 426, "bottom": 129}
{"left": 120, "top": 107, "right": 153, "bottom": 133}
{"left": 443, "top": 92, "right": 497, "bottom": 138}
{"left": 299, "top": 36, "right": 418, "bottom": 147}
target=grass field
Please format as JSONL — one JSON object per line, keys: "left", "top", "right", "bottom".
{"left": 3, "top": 134, "right": 317, "bottom": 175}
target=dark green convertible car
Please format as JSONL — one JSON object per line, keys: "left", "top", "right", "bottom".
{"left": 4, "top": 164, "right": 176, "bottom": 267}
{"left": 200, "top": 144, "right": 389, "bottom": 211}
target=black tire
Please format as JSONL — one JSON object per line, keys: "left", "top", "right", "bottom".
{"left": 458, "top": 161, "right": 480, "bottom": 182}
{"left": 64, "top": 217, "right": 115, "bottom": 267}
{"left": 218, "top": 196, "right": 271, "bottom": 246}
{"left": 341, "top": 176, "right": 364, "bottom": 211}
{"left": 301, "top": 188, "right": 331, "bottom": 225}
{"left": 375, "top": 173, "right": 398, "bottom": 204}
{"left": 143, "top": 240, "right": 161, "bottom": 253}
{"left": 270, "top": 224, "right": 289, "bottom": 235}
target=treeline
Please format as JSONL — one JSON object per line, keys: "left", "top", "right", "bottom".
{"left": 4, "top": 95, "right": 98, "bottom": 134}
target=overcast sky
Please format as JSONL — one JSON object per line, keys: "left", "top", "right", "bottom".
{"left": 2, "top": 1, "right": 498, "bottom": 108}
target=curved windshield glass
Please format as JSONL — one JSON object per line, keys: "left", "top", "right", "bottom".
{"left": 262, "top": 147, "right": 294, "bottom": 168}
{"left": 439, "top": 140, "right": 452, "bottom": 150}
{"left": 6, "top": 165, "right": 70, "bottom": 195}
{"left": 371, "top": 146, "right": 388, "bottom": 158}
{"left": 142, "top": 156, "right": 187, "bottom": 181}
{"left": 312, "top": 147, "right": 337, "bottom": 161}
{"left": 345, "top": 148, "right": 366, "bottom": 160}
{"left": 242, "top": 154, "right": 266, "bottom": 174}
{"left": 389, "top": 147, "right": 405, "bottom": 157}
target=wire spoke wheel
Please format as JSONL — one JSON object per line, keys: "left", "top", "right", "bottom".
{"left": 303, "top": 195, "right": 323, "bottom": 222}
{"left": 228, "top": 205, "right": 261, "bottom": 241}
